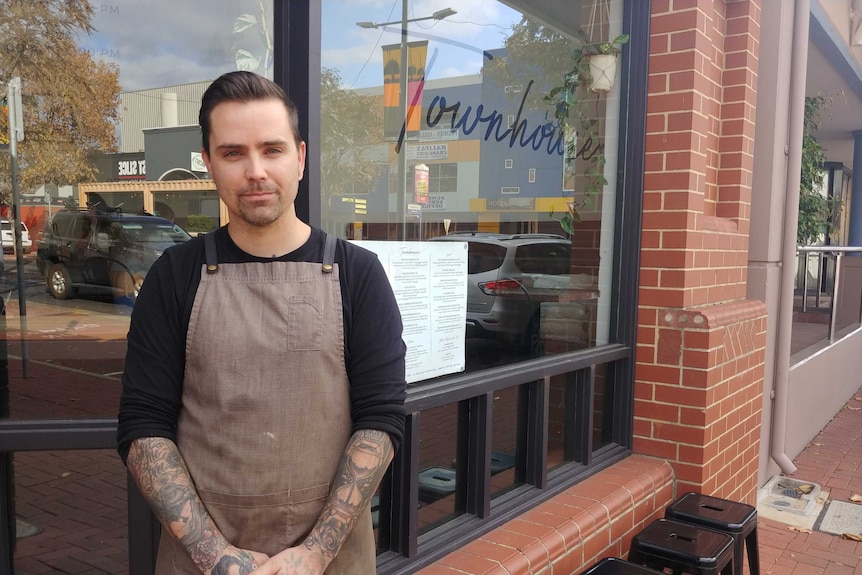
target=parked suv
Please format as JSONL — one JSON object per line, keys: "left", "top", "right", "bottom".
{"left": 429, "top": 232, "right": 594, "bottom": 354}
{"left": 36, "top": 209, "right": 192, "bottom": 302}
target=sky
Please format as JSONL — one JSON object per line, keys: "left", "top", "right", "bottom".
{"left": 76, "top": 0, "right": 524, "bottom": 93}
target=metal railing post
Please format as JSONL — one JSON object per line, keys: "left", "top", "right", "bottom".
{"left": 829, "top": 252, "right": 842, "bottom": 341}
{"left": 801, "top": 252, "right": 810, "bottom": 312}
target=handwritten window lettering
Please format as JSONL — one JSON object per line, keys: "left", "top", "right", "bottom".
{"left": 423, "top": 80, "right": 604, "bottom": 163}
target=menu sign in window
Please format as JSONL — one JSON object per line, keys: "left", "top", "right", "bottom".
{"left": 353, "top": 241, "right": 468, "bottom": 383}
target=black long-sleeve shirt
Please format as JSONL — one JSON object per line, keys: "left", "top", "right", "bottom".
{"left": 117, "top": 226, "right": 407, "bottom": 463}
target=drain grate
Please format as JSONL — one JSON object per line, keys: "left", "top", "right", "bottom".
{"left": 758, "top": 476, "right": 821, "bottom": 516}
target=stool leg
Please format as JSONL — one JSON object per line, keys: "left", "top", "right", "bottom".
{"left": 732, "top": 534, "right": 744, "bottom": 575}
{"left": 721, "top": 562, "right": 734, "bottom": 575}
{"left": 746, "top": 529, "right": 760, "bottom": 575}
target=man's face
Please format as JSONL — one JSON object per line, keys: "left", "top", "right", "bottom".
{"left": 202, "top": 98, "right": 306, "bottom": 228}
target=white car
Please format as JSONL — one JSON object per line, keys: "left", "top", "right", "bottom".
{"left": 1, "top": 219, "right": 33, "bottom": 254}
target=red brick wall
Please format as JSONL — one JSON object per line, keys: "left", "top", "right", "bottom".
{"left": 635, "top": 0, "right": 765, "bottom": 504}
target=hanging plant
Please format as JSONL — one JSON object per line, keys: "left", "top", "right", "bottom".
{"left": 544, "top": 29, "right": 628, "bottom": 234}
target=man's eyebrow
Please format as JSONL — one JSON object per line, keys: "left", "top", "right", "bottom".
{"left": 214, "top": 143, "right": 246, "bottom": 151}
{"left": 214, "top": 139, "right": 288, "bottom": 151}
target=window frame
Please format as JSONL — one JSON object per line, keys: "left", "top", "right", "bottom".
{"left": 0, "top": 1, "right": 649, "bottom": 573}
{"left": 293, "top": 0, "right": 650, "bottom": 572}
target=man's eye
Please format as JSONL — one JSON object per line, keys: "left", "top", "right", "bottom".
{"left": 224, "top": 150, "right": 240, "bottom": 158}
{"left": 266, "top": 148, "right": 282, "bottom": 155}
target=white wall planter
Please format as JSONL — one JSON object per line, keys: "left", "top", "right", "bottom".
{"left": 588, "top": 53, "right": 618, "bottom": 92}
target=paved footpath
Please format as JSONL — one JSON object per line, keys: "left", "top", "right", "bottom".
{"left": 756, "top": 386, "right": 862, "bottom": 575}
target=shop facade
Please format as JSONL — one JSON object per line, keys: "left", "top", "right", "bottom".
{"left": 7, "top": 0, "right": 854, "bottom": 573}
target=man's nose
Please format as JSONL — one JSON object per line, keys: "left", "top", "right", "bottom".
{"left": 245, "top": 154, "right": 267, "bottom": 180}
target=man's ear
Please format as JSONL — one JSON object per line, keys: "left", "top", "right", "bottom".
{"left": 201, "top": 148, "right": 212, "bottom": 174}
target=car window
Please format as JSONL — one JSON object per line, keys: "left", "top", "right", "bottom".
{"left": 514, "top": 243, "right": 571, "bottom": 275}
{"left": 120, "top": 221, "right": 191, "bottom": 244}
{"left": 467, "top": 243, "right": 507, "bottom": 274}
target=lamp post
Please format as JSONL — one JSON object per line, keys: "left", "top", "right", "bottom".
{"left": 357, "top": 5, "right": 456, "bottom": 240}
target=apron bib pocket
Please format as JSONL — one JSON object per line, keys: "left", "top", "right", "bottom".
{"left": 287, "top": 295, "right": 323, "bottom": 351}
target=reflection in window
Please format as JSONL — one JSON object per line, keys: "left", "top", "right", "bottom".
{"left": 417, "top": 404, "right": 463, "bottom": 533}
{"left": 320, "top": 0, "right": 623, "bottom": 370}
{"left": 490, "top": 385, "right": 525, "bottom": 500}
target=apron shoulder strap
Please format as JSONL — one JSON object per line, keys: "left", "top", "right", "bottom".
{"left": 204, "top": 231, "right": 218, "bottom": 274}
{"left": 322, "top": 232, "right": 336, "bottom": 273}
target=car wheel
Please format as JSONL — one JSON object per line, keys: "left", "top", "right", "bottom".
{"left": 46, "top": 263, "right": 74, "bottom": 300}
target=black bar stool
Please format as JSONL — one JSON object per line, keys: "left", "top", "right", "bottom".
{"left": 579, "top": 557, "right": 665, "bottom": 574}
{"left": 628, "top": 518, "right": 734, "bottom": 575}
{"left": 665, "top": 492, "right": 759, "bottom": 575}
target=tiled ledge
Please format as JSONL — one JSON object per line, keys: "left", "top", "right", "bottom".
{"left": 417, "top": 455, "right": 675, "bottom": 575}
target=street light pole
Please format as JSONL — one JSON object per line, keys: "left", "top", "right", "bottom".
{"left": 356, "top": 5, "right": 456, "bottom": 240}
{"left": 397, "top": 0, "right": 409, "bottom": 239}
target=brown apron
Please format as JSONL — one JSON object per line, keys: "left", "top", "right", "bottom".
{"left": 154, "top": 232, "right": 375, "bottom": 574}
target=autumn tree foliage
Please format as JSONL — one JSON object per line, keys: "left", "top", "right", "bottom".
{"left": 319, "top": 68, "right": 385, "bottom": 202}
{"left": 0, "top": 0, "right": 121, "bottom": 201}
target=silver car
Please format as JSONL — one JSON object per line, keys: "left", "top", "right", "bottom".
{"left": 429, "top": 232, "right": 577, "bottom": 354}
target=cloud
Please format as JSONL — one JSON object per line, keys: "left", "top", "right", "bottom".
{"left": 78, "top": 0, "right": 520, "bottom": 92}
{"left": 82, "top": 0, "right": 272, "bottom": 91}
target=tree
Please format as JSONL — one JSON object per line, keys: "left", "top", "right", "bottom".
{"left": 0, "top": 0, "right": 121, "bottom": 201}
{"left": 797, "top": 96, "right": 837, "bottom": 245}
{"left": 319, "top": 68, "right": 385, "bottom": 204}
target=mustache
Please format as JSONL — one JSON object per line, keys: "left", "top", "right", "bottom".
{"left": 238, "top": 184, "right": 278, "bottom": 195}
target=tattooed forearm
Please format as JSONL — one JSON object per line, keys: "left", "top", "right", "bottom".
{"left": 127, "top": 437, "right": 229, "bottom": 572}
{"left": 304, "top": 429, "right": 395, "bottom": 559}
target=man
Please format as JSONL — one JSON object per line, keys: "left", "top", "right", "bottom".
{"left": 117, "top": 71, "right": 406, "bottom": 574}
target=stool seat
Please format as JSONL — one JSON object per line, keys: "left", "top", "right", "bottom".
{"left": 629, "top": 518, "right": 734, "bottom": 575}
{"left": 579, "top": 557, "right": 666, "bottom": 574}
{"left": 665, "top": 492, "right": 759, "bottom": 575}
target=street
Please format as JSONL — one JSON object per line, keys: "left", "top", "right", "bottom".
{"left": 0, "top": 252, "right": 132, "bottom": 378}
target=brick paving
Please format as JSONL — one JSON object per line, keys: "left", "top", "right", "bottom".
{"left": 756, "top": 386, "right": 862, "bottom": 575}
{"left": 6, "top": 360, "right": 862, "bottom": 573}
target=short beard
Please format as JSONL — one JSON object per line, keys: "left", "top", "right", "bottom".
{"left": 236, "top": 185, "right": 284, "bottom": 227}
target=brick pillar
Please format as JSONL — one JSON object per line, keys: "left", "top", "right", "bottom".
{"left": 635, "top": 0, "right": 766, "bottom": 504}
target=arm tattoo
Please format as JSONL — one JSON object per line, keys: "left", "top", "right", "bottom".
{"left": 127, "top": 437, "right": 230, "bottom": 571}
{"left": 212, "top": 553, "right": 256, "bottom": 575}
{"left": 304, "top": 429, "right": 394, "bottom": 559}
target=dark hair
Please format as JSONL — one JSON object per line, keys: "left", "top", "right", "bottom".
{"left": 199, "top": 71, "right": 302, "bottom": 154}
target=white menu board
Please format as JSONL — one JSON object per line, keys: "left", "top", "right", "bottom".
{"left": 352, "top": 241, "right": 468, "bottom": 383}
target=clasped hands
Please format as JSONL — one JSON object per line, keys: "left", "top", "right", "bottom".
{"left": 211, "top": 544, "right": 328, "bottom": 575}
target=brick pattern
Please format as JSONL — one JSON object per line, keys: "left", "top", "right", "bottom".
{"left": 641, "top": 0, "right": 760, "bottom": 309}
{"left": 13, "top": 449, "right": 129, "bottom": 575}
{"left": 416, "top": 456, "right": 674, "bottom": 575}
{"left": 634, "top": 300, "right": 766, "bottom": 502}
{"left": 635, "top": 0, "right": 765, "bottom": 505}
